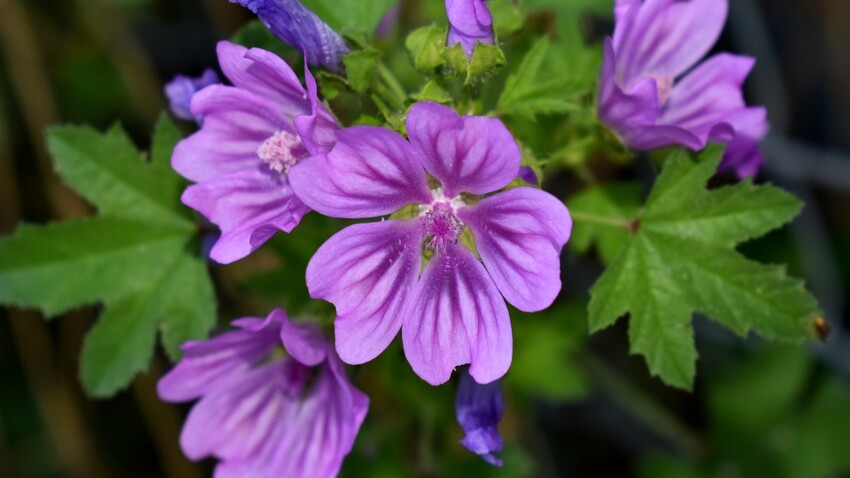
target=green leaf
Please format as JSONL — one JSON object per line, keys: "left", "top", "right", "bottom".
{"left": 413, "top": 80, "right": 453, "bottom": 104}
{"left": 343, "top": 47, "right": 381, "bottom": 93}
{"left": 588, "top": 146, "right": 821, "bottom": 389}
{"left": 300, "top": 0, "right": 396, "bottom": 38}
{"left": 489, "top": 0, "right": 525, "bottom": 37}
{"left": 568, "top": 182, "right": 643, "bottom": 264}
{"left": 498, "top": 37, "right": 589, "bottom": 120}
{"left": 405, "top": 25, "right": 448, "bottom": 76}
{"left": 0, "top": 115, "right": 216, "bottom": 397}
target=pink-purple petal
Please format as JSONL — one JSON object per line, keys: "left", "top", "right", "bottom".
{"left": 157, "top": 316, "right": 281, "bottom": 402}
{"left": 290, "top": 127, "right": 432, "bottom": 219}
{"left": 615, "top": 0, "right": 728, "bottom": 86}
{"left": 173, "top": 85, "right": 282, "bottom": 183}
{"left": 182, "top": 169, "right": 309, "bottom": 264}
{"left": 293, "top": 64, "right": 339, "bottom": 156}
{"left": 661, "top": 54, "right": 755, "bottom": 134}
{"left": 306, "top": 220, "right": 424, "bottom": 365}
{"left": 458, "top": 187, "right": 571, "bottom": 312}
{"left": 216, "top": 41, "right": 310, "bottom": 117}
{"left": 280, "top": 312, "right": 328, "bottom": 367}
{"left": 402, "top": 244, "right": 512, "bottom": 385}
{"left": 406, "top": 102, "right": 521, "bottom": 197}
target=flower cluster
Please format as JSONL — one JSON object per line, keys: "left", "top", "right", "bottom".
{"left": 159, "top": 0, "right": 772, "bottom": 475}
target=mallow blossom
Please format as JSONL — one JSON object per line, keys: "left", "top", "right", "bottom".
{"left": 289, "top": 101, "right": 572, "bottom": 386}
{"left": 171, "top": 41, "right": 338, "bottom": 264}
{"left": 231, "top": 0, "right": 350, "bottom": 72}
{"left": 456, "top": 368, "right": 504, "bottom": 466}
{"left": 598, "top": 0, "right": 768, "bottom": 177}
{"left": 164, "top": 69, "right": 220, "bottom": 123}
{"left": 158, "top": 309, "right": 368, "bottom": 478}
{"left": 446, "top": 0, "right": 495, "bottom": 58}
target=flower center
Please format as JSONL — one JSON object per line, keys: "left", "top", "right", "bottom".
{"left": 423, "top": 201, "right": 463, "bottom": 252}
{"left": 257, "top": 131, "right": 306, "bottom": 174}
{"left": 281, "top": 359, "right": 313, "bottom": 398}
{"left": 646, "top": 73, "right": 673, "bottom": 107}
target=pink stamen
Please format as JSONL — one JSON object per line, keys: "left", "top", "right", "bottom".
{"left": 423, "top": 202, "right": 463, "bottom": 251}
{"left": 257, "top": 131, "right": 306, "bottom": 174}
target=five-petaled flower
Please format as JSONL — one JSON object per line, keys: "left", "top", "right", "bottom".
{"left": 598, "top": 0, "right": 768, "bottom": 177}
{"left": 289, "top": 101, "right": 572, "bottom": 386}
{"left": 171, "top": 41, "right": 338, "bottom": 264}
{"left": 158, "top": 309, "right": 369, "bottom": 478}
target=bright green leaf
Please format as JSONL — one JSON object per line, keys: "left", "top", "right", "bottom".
{"left": 498, "top": 37, "right": 589, "bottom": 120}
{"left": 405, "top": 25, "right": 448, "bottom": 76}
{"left": 588, "top": 146, "right": 821, "bottom": 389}
{"left": 300, "top": 0, "right": 396, "bottom": 38}
{"left": 568, "top": 182, "right": 642, "bottom": 264}
{"left": 343, "top": 47, "right": 381, "bottom": 93}
{"left": 0, "top": 115, "right": 216, "bottom": 397}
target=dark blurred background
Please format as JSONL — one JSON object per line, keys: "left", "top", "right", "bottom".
{"left": 1, "top": 0, "right": 849, "bottom": 477}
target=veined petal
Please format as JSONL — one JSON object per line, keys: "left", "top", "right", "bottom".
{"left": 458, "top": 187, "right": 571, "bottom": 312}
{"left": 406, "top": 102, "right": 520, "bottom": 198}
{"left": 445, "top": 0, "right": 495, "bottom": 58}
{"left": 216, "top": 41, "right": 311, "bottom": 117}
{"left": 616, "top": 0, "right": 728, "bottom": 85}
{"left": 599, "top": 39, "right": 661, "bottom": 137}
{"left": 293, "top": 64, "right": 338, "bottom": 156}
{"left": 290, "top": 127, "right": 432, "bottom": 219}
{"left": 306, "top": 220, "right": 424, "bottom": 365}
{"left": 661, "top": 54, "right": 756, "bottom": 135}
{"left": 263, "top": 358, "right": 368, "bottom": 477}
{"left": 173, "top": 85, "right": 283, "bottom": 183}
{"left": 402, "top": 244, "right": 511, "bottom": 385}
{"left": 182, "top": 168, "right": 309, "bottom": 264}
{"left": 157, "top": 314, "right": 281, "bottom": 402}
{"left": 279, "top": 311, "right": 328, "bottom": 367}
{"left": 180, "top": 360, "right": 290, "bottom": 462}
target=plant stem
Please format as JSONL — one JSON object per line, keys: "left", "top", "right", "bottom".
{"left": 577, "top": 353, "right": 705, "bottom": 460}
{"left": 377, "top": 62, "right": 408, "bottom": 109}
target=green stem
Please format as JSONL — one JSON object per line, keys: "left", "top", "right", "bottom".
{"left": 377, "top": 62, "right": 407, "bottom": 109}
{"left": 570, "top": 211, "right": 633, "bottom": 229}
{"left": 577, "top": 353, "right": 705, "bottom": 460}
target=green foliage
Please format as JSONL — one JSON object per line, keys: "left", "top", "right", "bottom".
{"left": 489, "top": 0, "right": 525, "bottom": 37}
{"left": 301, "top": 0, "right": 397, "bottom": 38}
{"left": 406, "top": 25, "right": 449, "bottom": 76}
{"left": 587, "top": 146, "right": 820, "bottom": 389}
{"left": 0, "top": 116, "right": 215, "bottom": 397}
{"left": 639, "top": 346, "right": 850, "bottom": 478}
{"left": 446, "top": 43, "right": 506, "bottom": 86}
{"left": 344, "top": 47, "right": 382, "bottom": 92}
{"left": 568, "top": 182, "right": 643, "bottom": 265}
{"left": 511, "top": 303, "right": 589, "bottom": 401}
{"left": 498, "top": 37, "right": 590, "bottom": 120}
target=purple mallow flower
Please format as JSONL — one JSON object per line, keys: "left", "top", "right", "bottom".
{"left": 456, "top": 368, "right": 504, "bottom": 466}
{"left": 289, "top": 101, "right": 572, "bottom": 386}
{"left": 164, "top": 69, "right": 220, "bottom": 123}
{"left": 158, "top": 309, "right": 369, "bottom": 478}
{"left": 231, "top": 0, "right": 350, "bottom": 72}
{"left": 446, "top": 0, "right": 495, "bottom": 59}
{"left": 171, "top": 41, "right": 338, "bottom": 264}
{"left": 599, "top": 0, "right": 768, "bottom": 177}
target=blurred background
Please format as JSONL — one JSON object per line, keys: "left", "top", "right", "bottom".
{"left": 1, "top": 0, "right": 849, "bottom": 477}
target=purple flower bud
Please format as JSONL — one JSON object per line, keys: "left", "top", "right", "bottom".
{"left": 518, "top": 166, "right": 539, "bottom": 185}
{"left": 164, "top": 69, "right": 220, "bottom": 123}
{"left": 446, "top": 0, "right": 495, "bottom": 59}
{"left": 456, "top": 368, "right": 504, "bottom": 466}
{"left": 231, "top": 0, "right": 350, "bottom": 72}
